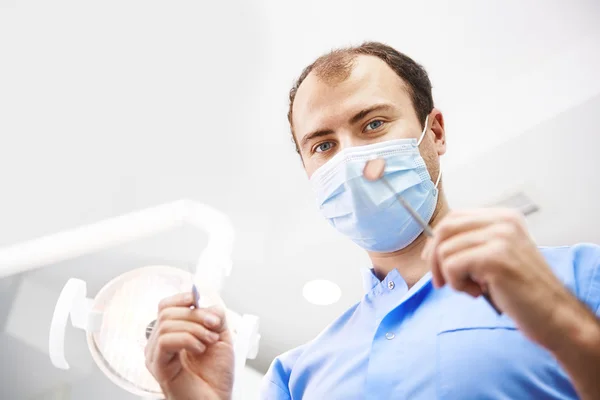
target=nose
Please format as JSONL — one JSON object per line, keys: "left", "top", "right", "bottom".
{"left": 337, "top": 131, "right": 363, "bottom": 151}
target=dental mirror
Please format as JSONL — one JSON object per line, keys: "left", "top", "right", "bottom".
{"left": 362, "top": 158, "right": 502, "bottom": 315}
{"left": 363, "top": 158, "right": 434, "bottom": 237}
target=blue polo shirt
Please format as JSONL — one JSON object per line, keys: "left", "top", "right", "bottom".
{"left": 260, "top": 243, "right": 600, "bottom": 399}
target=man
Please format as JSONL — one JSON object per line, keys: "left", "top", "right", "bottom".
{"left": 145, "top": 42, "right": 600, "bottom": 399}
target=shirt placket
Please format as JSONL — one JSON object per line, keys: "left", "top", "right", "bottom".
{"left": 364, "top": 272, "right": 408, "bottom": 398}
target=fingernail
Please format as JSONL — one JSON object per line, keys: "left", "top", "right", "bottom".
{"left": 208, "top": 331, "right": 220, "bottom": 342}
{"left": 205, "top": 314, "right": 220, "bottom": 327}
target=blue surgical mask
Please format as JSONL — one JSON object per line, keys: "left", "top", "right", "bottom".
{"left": 310, "top": 117, "right": 441, "bottom": 252}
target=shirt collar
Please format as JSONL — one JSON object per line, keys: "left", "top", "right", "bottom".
{"left": 360, "top": 267, "right": 432, "bottom": 295}
{"left": 361, "top": 267, "right": 381, "bottom": 293}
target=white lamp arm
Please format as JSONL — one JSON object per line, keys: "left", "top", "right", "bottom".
{"left": 0, "top": 199, "right": 235, "bottom": 282}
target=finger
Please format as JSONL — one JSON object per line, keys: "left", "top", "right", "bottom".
{"left": 145, "top": 320, "right": 161, "bottom": 364}
{"left": 434, "top": 214, "right": 493, "bottom": 241}
{"left": 461, "top": 280, "right": 484, "bottom": 298}
{"left": 154, "top": 332, "right": 206, "bottom": 366}
{"left": 158, "top": 292, "right": 195, "bottom": 311}
{"left": 439, "top": 243, "right": 490, "bottom": 294}
{"left": 435, "top": 227, "right": 490, "bottom": 264}
{"left": 158, "top": 305, "right": 227, "bottom": 332}
{"left": 432, "top": 208, "right": 520, "bottom": 245}
{"left": 157, "top": 320, "right": 221, "bottom": 346}
{"left": 205, "top": 305, "right": 228, "bottom": 331}
{"left": 424, "top": 209, "right": 511, "bottom": 263}
{"left": 430, "top": 227, "right": 491, "bottom": 288}
{"left": 443, "top": 253, "right": 474, "bottom": 293}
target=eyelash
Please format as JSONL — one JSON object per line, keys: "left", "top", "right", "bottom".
{"left": 364, "top": 119, "right": 386, "bottom": 132}
{"left": 314, "top": 141, "right": 336, "bottom": 154}
{"left": 311, "top": 119, "right": 387, "bottom": 154}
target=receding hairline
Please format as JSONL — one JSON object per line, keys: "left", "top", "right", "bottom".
{"left": 310, "top": 49, "right": 358, "bottom": 84}
{"left": 291, "top": 53, "right": 411, "bottom": 125}
{"left": 288, "top": 42, "right": 434, "bottom": 155}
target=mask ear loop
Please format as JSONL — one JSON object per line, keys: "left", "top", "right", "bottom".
{"left": 417, "top": 115, "right": 430, "bottom": 147}
{"left": 417, "top": 115, "right": 442, "bottom": 189}
{"left": 435, "top": 170, "right": 442, "bottom": 188}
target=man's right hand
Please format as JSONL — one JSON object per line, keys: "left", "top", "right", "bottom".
{"left": 145, "top": 292, "right": 235, "bottom": 400}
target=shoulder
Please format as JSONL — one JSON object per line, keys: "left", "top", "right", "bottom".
{"left": 539, "top": 243, "right": 600, "bottom": 312}
{"left": 260, "top": 344, "right": 306, "bottom": 399}
{"left": 260, "top": 301, "right": 362, "bottom": 398}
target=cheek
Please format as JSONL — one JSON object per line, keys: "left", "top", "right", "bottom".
{"left": 303, "top": 147, "right": 343, "bottom": 177}
{"left": 419, "top": 141, "right": 441, "bottom": 179}
{"left": 304, "top": 161, "right": 320, "bottom": 179}
{"left": 383, "top": 120, "right": 418, "bottom": 141}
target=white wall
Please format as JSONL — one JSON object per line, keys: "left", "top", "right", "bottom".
{"left": 237, "top": 366, "right": 265, "bottom": 400}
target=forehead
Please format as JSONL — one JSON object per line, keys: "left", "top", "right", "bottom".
{"left": 292, "top": 55, "right": 412, "bottom": 138}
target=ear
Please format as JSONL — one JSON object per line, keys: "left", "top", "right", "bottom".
{"left": 429, "top": 108, "right": 446, "bottom": 156}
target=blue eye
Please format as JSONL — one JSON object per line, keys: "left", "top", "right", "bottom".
{"left": 366, "top": 120, "right": 384, "bottom": 131}
{"left": 315, "top": 142, "right": 334, "bottom": 153}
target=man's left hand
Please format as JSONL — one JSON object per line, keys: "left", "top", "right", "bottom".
{"left": 422, "top": 208, "right": 592, "bottom": 351}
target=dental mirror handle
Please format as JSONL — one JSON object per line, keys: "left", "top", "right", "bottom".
{"left": 383, "top": 178, "right": 502, "bottom": 314}
{"left": 364, "top": 158, "right": 502, "bottom": 316}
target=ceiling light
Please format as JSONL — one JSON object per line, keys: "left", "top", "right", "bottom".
{"left": 303, "top": 279, "right": 342, "bottom": 306}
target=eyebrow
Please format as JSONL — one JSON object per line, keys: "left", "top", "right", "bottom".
{"left": 349, "top": 104, "right": 395, "bottom": 125}
{"left": 299, "top": 103, "right": 396, "bottom": 151}
{"left": 300, "top": 128, "right": 335, "bottom": 151}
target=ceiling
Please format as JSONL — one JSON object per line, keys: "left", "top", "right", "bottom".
{"left": 1, "top": 0, "right": 600, "bottom": 398}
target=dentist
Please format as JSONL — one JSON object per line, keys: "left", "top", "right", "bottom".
{"left": 145, "top": 42, "right": 600, "bottom": 399}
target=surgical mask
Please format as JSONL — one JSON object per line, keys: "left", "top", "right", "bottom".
{"left": 309, "top": 117, "right": 441, "bottom": 252}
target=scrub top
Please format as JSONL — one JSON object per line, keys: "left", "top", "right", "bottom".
{"left": 261, "top": 244, "right": 600, "bottom": 399}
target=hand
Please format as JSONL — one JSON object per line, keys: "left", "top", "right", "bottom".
{"left": 145, "top": 292, "right": 234, "bottom": 400}
{"left": 421, "top": 208, "right": 583, "bottom": 350}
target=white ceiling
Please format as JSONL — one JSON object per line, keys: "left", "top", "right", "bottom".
{"left": 1, "top": 0, "right": 600, "bottom": 398}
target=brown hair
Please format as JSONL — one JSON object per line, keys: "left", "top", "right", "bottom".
{"left": 288, "top": 41, "right": 434, "bottom": 154}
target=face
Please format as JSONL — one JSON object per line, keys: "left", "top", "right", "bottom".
{"left": 292, "top": 55, "right": 447, "bottom": 180}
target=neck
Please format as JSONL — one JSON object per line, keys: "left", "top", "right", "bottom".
{"left": 367, "top": 197, "right": 449, "bottom": 288}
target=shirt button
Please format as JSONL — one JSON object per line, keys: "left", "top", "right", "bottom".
{"left": 388, "top": 281, "right": 395, "bottom": 290}
{"left": 385, "top": 332, "right": 395, "bottom": 340}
